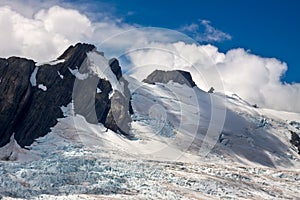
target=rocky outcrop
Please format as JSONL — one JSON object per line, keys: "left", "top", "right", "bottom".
{"left": 0, "top": 43, "right": 133, "bottom": 148}
{"left": 73, "top": 54, "right": 133, "bottom": 136}
{"left": 105, "top": 59, "right": 133, "bottom": 135}
{"left": 105, "top": 91, "right": 132, "bottom": 136}
{"left": 109, "top": 58, "right": 122, "bottom": 80}
{"left": 143, "top": 70, "right": 196, "bottom": 88}
{"left": 290, "top": 131, "right": 300, "bottom": 155}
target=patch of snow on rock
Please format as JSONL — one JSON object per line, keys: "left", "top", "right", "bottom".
{"left": 30, "top": 66, "right": 38, "bottom": 86}
{"left": 57, "top": 71, "right": 64, "bottom": 79}
{"left": 60, "top": 102, "right": 75, "bottom": 117}
{"left": 38, "top": 84, "right": 47, "bottom": 91}
{"left": 68, "top": 67, "right": 88, "bottom": 80}
{"left": 36, "top": 59, "right": 65, "bottom": 67}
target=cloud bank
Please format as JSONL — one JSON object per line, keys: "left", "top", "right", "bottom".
{"left": 0, "top": 5, "right": 91, "bottom": 61}
{"left": 0, "top": 3, "right": 299, "bottom": 113}
{"left": 0, "top": 2, "right": 134, "bottom": 61}
{"left": 127, "top": 43, "right": 300, "bottom": 112}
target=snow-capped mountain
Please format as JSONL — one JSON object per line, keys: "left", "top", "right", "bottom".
{"left": 0, "top": 43, "right": 133, "bottom": 149}
{"left": 0, "top": 43, "right": 300, "bottom": 199}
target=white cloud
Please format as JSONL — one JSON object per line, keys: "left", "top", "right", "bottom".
{"left": 0, "top": 1, "right": 132, "bottom": 61}
{"left": 0, "top": 0, "right": 60, "bottom": 17}
{"left": 35, "top": 6, "right": 93, "bottom": 41}
{"left": 0, "top": 2, "right": 299, "bottom": 113}
{"left": 180, "top": 20, "right": 232, "bottom": 43}
{"left": 127, "top": 42, "right": 300, "bottom": 113}
{"left": 0, "top": 5, "right": 87, "bottom": 61}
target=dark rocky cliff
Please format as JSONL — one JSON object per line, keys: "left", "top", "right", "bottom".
{"left": 143, "top": 70, "right": 196, "bottom": 88}
{"left": 0, "top": 43, "right": 133, "bottom": 147}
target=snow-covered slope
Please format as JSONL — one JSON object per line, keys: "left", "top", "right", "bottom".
{"left": 125, "top": 75, "right": 300, "bottom": 168}
{"left": 1, "top": 71, "right": 300, "bottom": 199}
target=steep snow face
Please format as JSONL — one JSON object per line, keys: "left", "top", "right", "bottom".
{"left": 124, "top": 75, "right": 226, "bottom": 160}
{"left": 126, "top": 75, "right": 300, "bottom": 167}
{"left": 218, "top": 99, "right": 298, "bottom": 168}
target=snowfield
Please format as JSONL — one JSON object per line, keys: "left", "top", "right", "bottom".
{"left": 1, "top": 69, "right": 300, "bottom": 199}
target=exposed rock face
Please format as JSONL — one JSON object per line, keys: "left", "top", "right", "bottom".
{"left": 105, "top": 91, "right": 132, "bottom": 136}
{"left": 290, "top": 131, "right": 300, "bottom": 155}
{"left": 208, "top": 87, "right": 215, "bottom": 93}
{"left": 143, "top": 70, "right": 196, "bottom": 87}
{"left": 109, "top": 58, "right": 122, "bottom": 80}
{"left": 73, "top": 54, "right": 133, "bottom": 136}
{"left": 17, "top": 44, "right": 96, "bottom": 147}
{"left": 106, "top": 59, "right": 133, "bottom": 135}
{"left": 0, "top": 57, "right": 35, "bottom": 147}
{"left": 0, "top": 43, "right": 133, "bottom": 147}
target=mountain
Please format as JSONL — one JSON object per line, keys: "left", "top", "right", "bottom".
{"left": 0, "top": 43, "right": 300, "bottom": 199}
{"left": 0, "top": 43, "right": 133, "bottom": 149}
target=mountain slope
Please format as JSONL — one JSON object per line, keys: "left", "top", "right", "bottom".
{"left": 0, "top": 43, "right": 300, "bottom": 199}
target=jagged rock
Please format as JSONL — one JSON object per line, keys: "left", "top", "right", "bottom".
{"left": 208, "top": 87, "right": 215, "bottom": 93}
{"left": 290, "top": 121, "right": 300, "bottom": 130}
{"left": 109, "top": 58, "right": 122, "bottom": 80}
{"left": 0, "top": 43, "right": 134, "bottom": 147}
{"left": 73, "top": 73, "right": 111, "bottom": 124}
{"left": 107, "top": 58, "right": 133, "bottom": 133}
{"left": 95, "top": 79, "right": 113, "bottom": 124}
{"left": 72, "top": 53, "right": 133, "bottom": 137}
{"left": 110, "top": 58, "right": 134, "bottom": 115}
{"left": 290, "top": 131, "right": 300, "bottom": 154}
{"left": 14, "top": 43, "right": 95, "bottom": 147}
{"left": 143, "top": 70, "right": 196, "bottom": 87}
{"left": 105, "top": 91, "right": 131, "bottom": 135}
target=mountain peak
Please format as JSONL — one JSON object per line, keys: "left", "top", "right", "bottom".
{"left": 143, "top": 69, "right": 196, "bottom": 87}
{"left": 0, "top": 43, "right": 133, "bottom": 148}
{"left": 57, "top": 43, "right": 96, "bottom": 61}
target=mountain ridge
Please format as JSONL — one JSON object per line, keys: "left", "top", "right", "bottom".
{"left": 0, "top": 43, "right": 133, "bottom": 148}
{"left": 1, "top": 43, "right": 300, "bottom": 165}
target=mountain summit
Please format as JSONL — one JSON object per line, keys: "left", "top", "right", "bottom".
{"left": 0, "top": 43, "right": 133, "bottom": 147}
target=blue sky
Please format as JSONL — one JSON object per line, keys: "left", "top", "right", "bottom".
{"left": 0, "top": 0, "right": 299, "bottom": 112}
{"left": 70, "top": 0, "right": 300, "bottom": 83}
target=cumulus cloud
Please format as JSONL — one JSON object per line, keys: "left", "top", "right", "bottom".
{"left": 0, "top": 2, "right": 299, "bottom": 113}
{"left": 0, "top": 2, "right": 134, "bottom": 61}
{"left": 0, "top": 5, "right": 92, "bottom": 61}
{"left": 180, "top": 20, "right": 232, "bottom": 43}
{"left": 0, "top": 0, "right": 60, "bottom": 17}
{"left": 127, "top": 42, "right": 300, "bottom": 113}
